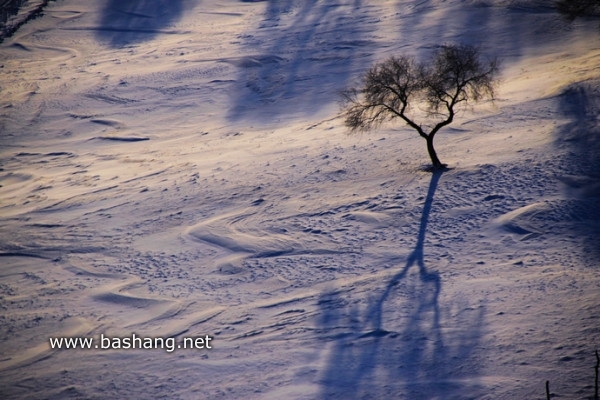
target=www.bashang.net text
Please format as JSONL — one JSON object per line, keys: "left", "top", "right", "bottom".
{"left": 49, "top": 333, "right": 213, "bottom": 353}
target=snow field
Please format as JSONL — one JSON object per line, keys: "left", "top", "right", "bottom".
{"left": 1, "top": 0, "right": 599, "bottom": 398}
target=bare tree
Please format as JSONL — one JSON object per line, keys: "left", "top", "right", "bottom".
{"left": 341, "top": 44, "right": 500, "bottom": 170}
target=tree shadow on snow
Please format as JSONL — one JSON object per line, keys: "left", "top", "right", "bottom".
{"left": 318, "top": 171, "right": 486, "bottom": 399}
{"left": 96, "top": 0, "right": 196, "bottom": 47}
{"left": 227, "top": 0, "right": 377, "bottom": 122}
{"left": 227, "top": 1, "right": 585, "bottom": 124}
{"left": 556, "top": 83, "right": 600, "bottom": 263}
{"left": 394, "top": 0, "right": 568, "bottom": 61}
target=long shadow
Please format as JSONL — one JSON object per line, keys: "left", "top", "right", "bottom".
{"left": 556, "top": 84, "right": 600, "bottom": 263}
{"left": 227, "top": 0, "right": 378, "bottom": 122}
{"left": 1, "top": 0, "right": 27, "bottom": 26}
{"left": 368, "top": 170, "right": 443, "bottom": 333}
{"left": 394, "top": 1, "right": 578, "bottom": 62}
{"left": 96, "top": 0, "right": 193, "bottom": 47}
{"left": 318, "top": 170, "right": 485, "bottom": 399}
{"left": 227, "top": 1, "right": 585, "bottom": 124}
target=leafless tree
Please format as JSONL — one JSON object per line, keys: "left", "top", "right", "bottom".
{"left": 341, "top": 44, "right": 500, "bottom": 170}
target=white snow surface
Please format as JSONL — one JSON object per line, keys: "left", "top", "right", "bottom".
{"left": 1, "top": 0, "right": 600, "bottom": 399}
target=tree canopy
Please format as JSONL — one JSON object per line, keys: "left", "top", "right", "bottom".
{"left": 341, "top": 44, "right": 500, "bottom": 170}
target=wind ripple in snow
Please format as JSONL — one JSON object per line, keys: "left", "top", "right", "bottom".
{"left": 493, "top": 199, "right": 600, "bottom": 240}
{"left": 186, "top": 211, "right": 302, "bottom": 274}
{"left": 185, "top": 209, "right": 360, "bottom": 276}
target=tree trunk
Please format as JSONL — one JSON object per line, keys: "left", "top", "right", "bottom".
{"left": 426, "top": 135, "right": 444, "bottom": 169}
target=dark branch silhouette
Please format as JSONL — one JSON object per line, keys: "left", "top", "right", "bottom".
{"left": 556, "top": 0, "right": 600, "bottom": 20}
{"left": 340, "top": 44, "right": 499, "bottom": 170}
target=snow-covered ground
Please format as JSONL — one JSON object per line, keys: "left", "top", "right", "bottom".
{"left": 1, "top": 0, "right": 599, "bottom": 398}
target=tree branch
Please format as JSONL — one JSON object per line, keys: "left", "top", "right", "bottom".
{"left": 339, "top": 44, "right": 499, "bottom": 168}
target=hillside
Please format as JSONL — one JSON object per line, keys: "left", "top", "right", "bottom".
{"left": 1, "top": 1, "right": 599, "bottom": 399}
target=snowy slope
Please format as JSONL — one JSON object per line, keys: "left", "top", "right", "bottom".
{"left": 1, "top": 0, "right": 599, "bottom": 399}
